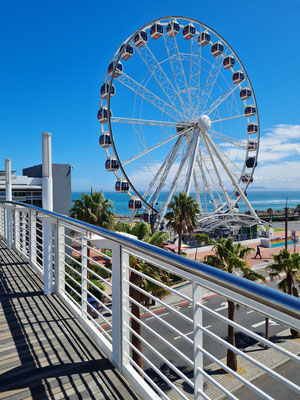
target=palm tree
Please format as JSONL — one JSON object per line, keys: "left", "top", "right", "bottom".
{"left": 70, "top": 189, "right": 115, "bottom": 293}
{"left": 165, "top": 192, "right": 200, "bottom": 255}
{"left": 194, "top": 233, "right": 210, "bottom": 260}
{"left": 267, "top": 208, "right": 273, "bottom": 220}
{"left": 268, "top": 249, "right": 300, "bottom": 337}
{"left": 204, "top": 238, "right": 265, "bottom": 371}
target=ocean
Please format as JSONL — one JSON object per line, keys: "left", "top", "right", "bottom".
{"left": 71, "top": 190, "right": 300, "bottom": 216}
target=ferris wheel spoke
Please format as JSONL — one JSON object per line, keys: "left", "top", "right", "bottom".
{"left": 201, "top": 133, "right": 233, "bottom": 212}
{"left": 209, "top": 138, "right": 244, "bottom": 178}
{"left": 163, "top": 29, "right": 192, "bottom": 119}
{"left": 184, "top": 131, "right": 200, "bottom": 195}
{"left": 111, "top": 116, "right": 181, "bottom": 127}
{"left": 209, "top": 130, "right": 247, "bottom": 149}
{"left": 132, "top": 43, "right": 187, "bottom": 121}
{"left": 122, "top": 126, "right": 192, "bottom": 166}
{"left": 204, "top": 133, "right": 259, "bottom": 219}
{"left": 147, "top": 136, "right": 185, "bottom": 205}
{"left": 190, "top": 31, "right": 203, "bottom": 119}
{"left": 116, "top": 73, "right": 182, "bottom": 122}
{"left": 197, "top": 52, "right": 225, "bottom": 117}
{"left": 203, "top": 83, "right": 240, "bottom": 116}
{"left": 159, "top": 134, "right": 196, "bottom": 221}
{"left": 211, "top": 114, "right": 247, "bottom": 123}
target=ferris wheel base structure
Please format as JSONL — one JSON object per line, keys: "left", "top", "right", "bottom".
{"left": 98, "top": 16, "right": 261, "bottom": 230}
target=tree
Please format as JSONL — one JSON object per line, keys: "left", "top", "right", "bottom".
{"left": 269, "top": 249, "right": 300, "bottom": 337}
{"left": 204, "top": 238, "right": 265, "bottom": 371}
{"left": 194, "top": 233, "right": 210, "bottom": 260}
{"left": 267, "top": 208, "right": 273, "bottom": 220}
{"left": 70, "top": 189, "right": 115, "bottom": 292}
{"left": 165, "top": 192, "right": 200, "bottom": 255}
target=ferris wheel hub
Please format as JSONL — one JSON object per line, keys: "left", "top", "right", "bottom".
{"left": 197, "top": 115, "right": 211, "bottom": 132}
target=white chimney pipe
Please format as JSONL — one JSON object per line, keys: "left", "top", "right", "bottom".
{"left": 42, "top": 132, "right": 53, "bottom": 211}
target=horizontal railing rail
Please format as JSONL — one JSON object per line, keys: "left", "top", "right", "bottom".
{"left": 0, "top": 200, "right": 299, "bottom": 400}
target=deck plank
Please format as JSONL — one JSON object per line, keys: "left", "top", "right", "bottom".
{"left": 0, "top": 241, "right": 139, "bottom": 400}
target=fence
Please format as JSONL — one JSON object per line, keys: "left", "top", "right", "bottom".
{"left": 0, "top": 201, "right": 299, "bottom": 400}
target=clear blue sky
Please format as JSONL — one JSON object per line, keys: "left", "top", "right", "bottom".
{"left": 1, "top": 0, "right": 299, "bottom": 191}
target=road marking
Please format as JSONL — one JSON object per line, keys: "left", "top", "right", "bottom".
{"left": 188, "top": 305, "right": 192, "bottom": 308}
{"left": 158, "top": 312, "right": 169, "bottom": 317}
{"left": 251, "top": 319, "right": 280, "bottom": 328}
{"left": 174, "top": 331, "right": 193, "bottom": 340}
{"left": 146, "top": 317, "right": 154, "bottom": 320}
{"left": 247, "top": 310, "right": 254, "bottom": 314}
{"left": 204, "top": 325, "right": 211, "bottom": 329}
{"left": 214, "top": 302, "right": 228, "bottom": 312}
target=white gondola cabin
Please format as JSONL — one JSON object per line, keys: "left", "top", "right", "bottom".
{"left": 198, "top": 30, "right": 210, "bottom": 46}
{"left": 245, "top": 105, "right": 256, "bottom": 116}
{"left": 246, "top": 157, "right": 257, "bottom": 168}
{"left": 99, "top": 132, "right": 111, "bottom": 148}
{"left": 166, "top": 21, "right": 180, "bottom": 37}
{"left": 134, "top": 30, "right": 148, "bottom": 47}
{"left": 101, "top": 83, "right": 116, "bottom": 99}
{"left": 211, "top": 42, "right": 224, "bottom": 56}
{"left": 143, "top": 212, "right": 150, "bottom": 223}
{"left": 240, "top": 88, "right": 251, "bottom": 100}
{"left": 241, "top": 174, "right": 253, "bottom": 183}
{"left": 119, "top": 43, "right": 134, "bottom": 60}
{"left": 105, "top": 156, "right": 119, "bottom": 171}
{"left": 150, "top": 23, "right": 163, "bottom": 39}
{"left": 108, "top": 61, "right": 123, "bottom": 77}
{"left": 128, "top": 197, "right": 142, "bottom": 210}
{"left": 223, "top": 55, "right": 235, "bottom": 69}
{"left": 247, "top": 123, "right": 258, "bottom": 134}
{"left": 232, "top": 71, "right": 244, "bottom": 84}
{"left": 248, "top": 141, "right": 258, "bottom": 151}
{"left": 115, "top": 179, "right": 129, "bottom": 192}
{"left": 183, "top": 24, "right": 196, "bottom": 39}
{"left": 97, "top": 106, "right": 112, "bottom": 123}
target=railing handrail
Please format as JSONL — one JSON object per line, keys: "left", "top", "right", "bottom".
{"left": 1, "top": 200, "right": 300, "bottom": 320}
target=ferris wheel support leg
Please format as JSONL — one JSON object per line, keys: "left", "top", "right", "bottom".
{"left": 196, "top": 154, "right": 218, "bottom": 210}
{"left": 158, "top": 136, "right": 196, "bottom": 223}
{"left": 184, "top": 131, "right": 200, "bottom": 196}
{"left": 205, "top": 134, "right": 263, "bottom": 227}
{"left": 193, "top": 171, "right": 202, "bottom": 215}
{"left": 201, "top": 134, "right": 233, "bottom": 213}
{"left": 151, "top": 137, "right": 183, "bottom": 205}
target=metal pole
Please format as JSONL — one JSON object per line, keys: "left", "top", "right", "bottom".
{"left": 42, "top": 132, "right": 54, "bottom": 295}
{"left": 285, "top": 198, "right": 288, "bottom": 250}
{"left": 5, "top": 159, "right": 13, "bottom": 249}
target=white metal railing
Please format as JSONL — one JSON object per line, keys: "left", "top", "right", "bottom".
{"left": 0, "top": 200, "right": 299, "bottom": 400}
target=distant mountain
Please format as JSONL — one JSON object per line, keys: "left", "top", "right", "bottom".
{"left": 248, "top": 186, "right": 300, "bottom": 192}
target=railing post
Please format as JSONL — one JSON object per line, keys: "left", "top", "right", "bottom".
{"left": 81, "top": 235, "right": 88, "bottom": 319}
{"left": 112, "top": 244, "right": 130, "bottom": 370}
{"left": 193, "top": 283, "right": 204, "bottom": 400}
{"left": 29, "top": 210, "right": 37, "bottom": 266}
{"left": 14, "top": 207, "right": 20, "bottom": 251}
{"left": 56, "top": 222, "right": 65, "bottom": 295}
{"left": 6, "top": 205, "right": 13, "bottom": 249}
{"left": 43, "top": 217, "right": 53, "bottom": 295}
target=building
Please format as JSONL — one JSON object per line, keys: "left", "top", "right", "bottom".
{"left": 0, "top": 163, "right": 71, "bottom": 216}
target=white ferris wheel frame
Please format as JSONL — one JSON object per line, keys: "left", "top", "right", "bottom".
{"left": 99, "top": 16, "right": 260, "bottom": 224}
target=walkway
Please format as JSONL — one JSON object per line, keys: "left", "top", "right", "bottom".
{"left": 0, "top": 240, "right": 139, "bottom": 400}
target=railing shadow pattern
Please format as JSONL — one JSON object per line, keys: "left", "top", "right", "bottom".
{"left": 0, "top": 240, "right": 139, "bottom": 400}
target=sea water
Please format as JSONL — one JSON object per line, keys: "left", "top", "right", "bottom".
{"left": 71, "top": 190, "right": 300, "bottom": 216}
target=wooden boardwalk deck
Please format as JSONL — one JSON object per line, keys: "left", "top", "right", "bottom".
{"left": 0, "top": 241, "right": 139, "bottom": 400}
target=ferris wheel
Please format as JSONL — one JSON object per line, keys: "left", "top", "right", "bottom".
{"left": 98, "top": 16, "right": 260, "bottom": 226}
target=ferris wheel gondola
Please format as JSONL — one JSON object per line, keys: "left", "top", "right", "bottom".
{"left": 98, "top": 16, "right": 260, "bottom": 227}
